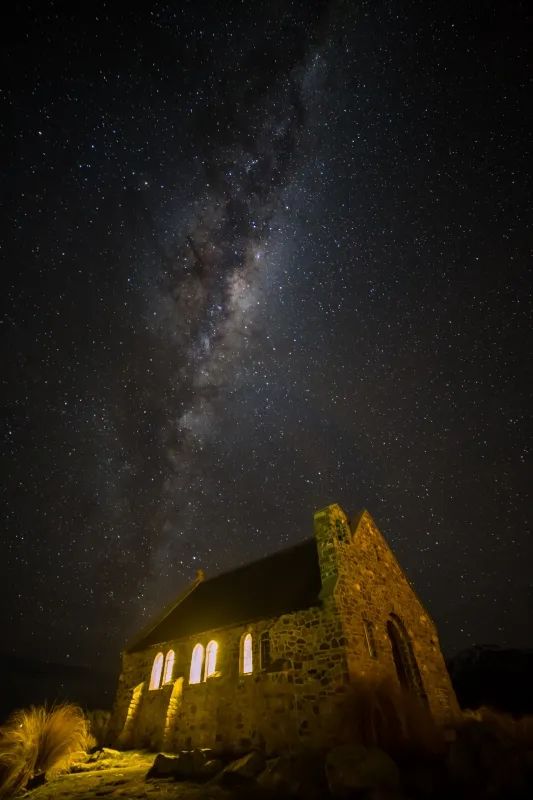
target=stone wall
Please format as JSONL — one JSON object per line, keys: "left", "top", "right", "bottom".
{"left": 108, "top": 503, "right": 459, "bottom": 754}
{"left": 109, "top": 601, "right": 349, "bottom": 755}
{"left": 315, "top": 505, "right": 459, "bottom": 723}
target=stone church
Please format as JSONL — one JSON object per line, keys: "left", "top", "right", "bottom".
{"left": 108, "top": 504, "right": 458, "bottom": 753}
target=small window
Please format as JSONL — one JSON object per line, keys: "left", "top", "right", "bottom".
{"left": 149, "top": 652, "right": 164, "bottom": 690}
{"left": 240, "top": 633, "right": 253, "bottom": 675}
{"left": 204, "top": 640, "right": 218, "bottom": 679}
{"left": 162, "top": 650, "right": 175, "bottom": 684}
{"left": 189, "top": 643, "right": 204, "bottom": 684}
{"left": 260, "top": 631, "right": 271, "bottom": 670}
{"left": 335, "top": 518, "right": 349, "bottom": 543}
{"left": 363, "top": 619, "right": 377, "bottom": 659}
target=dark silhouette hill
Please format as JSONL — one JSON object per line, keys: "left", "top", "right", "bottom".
{"left": 0, "top": 653, "right": 117, "bottom": 721}
{"left": 448, "top": 645, "right": 533, "bottom": 714}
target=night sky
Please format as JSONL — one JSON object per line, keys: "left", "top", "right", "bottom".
{"left": 2, "top": 1, "right": 531, "bottom": 673}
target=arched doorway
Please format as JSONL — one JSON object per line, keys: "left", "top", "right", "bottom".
{"left": 386, "top": 615, "right": 427, "bottom": 701}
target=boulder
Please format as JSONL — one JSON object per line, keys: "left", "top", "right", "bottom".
{"left": 173, "top": 750, "right": 197, "bottom": 780}
{"left": 200, "top": 759, "right": 224, "bottom": 780}
{"left": 216, "top": 750, "right": 266, "bottom": 786}
{"left": 87, "top": 747, "right": 121, "bottom": 763}
{"left": 147, "top": 753, "right": 181, "bottom": 778}
{"left": 326, "top": 744, "right": 400, "bottom": 798}
{"left": 258, "top": 754, "right": 328, "bottom": 799}
{"left": 147, "top": 748, "right": 209, "bottom": 781}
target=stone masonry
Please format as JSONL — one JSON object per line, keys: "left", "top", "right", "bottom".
{"left": 108, "top": 504, "right": 459, "bottom": 754}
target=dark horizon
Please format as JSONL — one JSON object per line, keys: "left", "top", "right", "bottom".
{"left": 1, "top": 1, "right": 531, "bottom": 674}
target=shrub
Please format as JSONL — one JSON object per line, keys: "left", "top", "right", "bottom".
{"left": 0, "top": 703, "right": 90, "bottom": 797}
{"left": 462, "top": 706, "right": 533, "bottom": 748}
{"left": 332, "top": 675, "right": 446, "bottom": 757}
{"left": 85, "top": 709, "right": 111, "bottom": 749}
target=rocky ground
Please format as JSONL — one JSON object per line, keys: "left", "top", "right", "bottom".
{"left": 20, "top": 721, "right": 533, "bottom": 800}
{"left": 23, "top": 751, "right": 232, "bottom": 800}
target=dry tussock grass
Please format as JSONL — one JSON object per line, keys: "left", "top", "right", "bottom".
{"left": 333, "top": 675, "right": 446, "bottom": 757}
{"left": 0, "top": 703, "right": 90, "bottom": 798}
{"left": 85, "top": 709, "right": 110, "bottom": 748}
{"left": 463, "top": 705, "right": 533, "bottom": 748}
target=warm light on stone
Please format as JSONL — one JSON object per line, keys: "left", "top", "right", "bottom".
{"left": 109, "top": 504, "right": 459, "bottom": 752}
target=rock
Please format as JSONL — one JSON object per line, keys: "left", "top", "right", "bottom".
{"left": 174, "top": 750, "right": 197, "bottom": 780}
{"left": 326, "top": 744, "right": 400, "bottom": 798}
{"left": 258, "top": 754, "right": 328, "bottom": 799}
{"left": 87, "top": 747, "right": 121, "bottom": 763}
{"left": 147, "top": 749, "right": 215, "bottom": 782}
{"left": 177, "top": 749, "right": 212, "bottom": 780}
{"left": 147, "top": 753, "right": 181, "bottom": 778}
{"left": 200, "top": 759, "right": 224, "bottom": 780}
{"left": 216, "top": 750, "right": 266, "bottom": 786}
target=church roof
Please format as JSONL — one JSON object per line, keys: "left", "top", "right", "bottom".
{"left": 128, "top": 538, "right": 322, "bottom": 652}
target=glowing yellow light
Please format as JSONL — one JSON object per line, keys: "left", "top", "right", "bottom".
{"left": 189, "top": 643, "right": 204, "bottom": 684}
{"left": 204, "top": 640, "right": 218, "bottom": 679}
{"left": 241, "top": 633, "right": 253, "bottom": 674}
{"left": 149, "top": 652, "right": 164, "bottom": 690}
{"left": 163, "top": 650, "right": 175, "bottom": 684}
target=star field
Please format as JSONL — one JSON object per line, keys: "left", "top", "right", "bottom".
{"left": 1, "top": 1, "right": 531, "bottom": 671}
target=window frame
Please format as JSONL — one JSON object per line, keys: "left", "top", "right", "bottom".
{"left": 149, "top": 652, "right": 164, "bottom": 690}
{"left": 204, "top": 640, "right": 218, "bottom": 679}
{"left": 162, "top": 649, "right": 175, "bottom": 684}
{"left": 240, "top": 632, "right": 253, "bottom": 675}
{"left": 189, "top": 643, "right": 204, "bottom": 684}
{"left": 363, "top": 618, "right": 377, "bottom": 659}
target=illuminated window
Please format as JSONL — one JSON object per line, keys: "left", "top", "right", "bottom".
{"left": 204, "top": 640, "right": 218, "bottom": 679}
{"left": 149, "top": 652, "right": 164, "bottom": 690}
{"left": 163, "top": 650, "right": 175, "bottom": 684}
{"left": 240, "top": 633, "right": 253, "bottom": 675}
{"left": 189, "top": 643, "right": 204, "bottom": 684}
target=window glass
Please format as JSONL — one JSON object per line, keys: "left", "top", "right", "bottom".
{"left": 163, "top": 650, "right": 175, "bottom": 684}
{"left": 149, "top": 652, "right": 164, "bottom": 690}
{"left": 241, "top": 633, "right": 253, "bottom": 674}
{"left": 205, "top": 640, "right": 218, "bottom": 678}
{"left": 189, "top": 643, "right": 204, "bottom": 684}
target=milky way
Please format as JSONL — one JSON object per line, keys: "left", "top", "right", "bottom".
{"left": 1, "top": 1, "right": 531, "bottom": 670}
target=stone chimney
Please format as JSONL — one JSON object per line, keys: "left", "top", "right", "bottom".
{"left": 313, "top": 503, "right": 351, "bottom": 599}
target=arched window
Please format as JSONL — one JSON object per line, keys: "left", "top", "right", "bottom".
{"left": 149, "top": 652, "right": 164, "bottom": 690}
{"left": 240, "top": 633, "right": 253, "bottom": 675}
{"left": 163, "top": 650, "right": 175, "bottom": 684}
{"left": 363, "top": 619, "right": 377, "bottom": 659}
{"left": 386, "top": 614, "right": 427, "bottom": 702}
{"left": 204, "top": 640, "right": 218, "bottom": 679}
{"left": 260, "top": 631, "right": 271, "bottom": 670}
{"left": 189, "top": 643, "right": 204, "bottom": 684}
